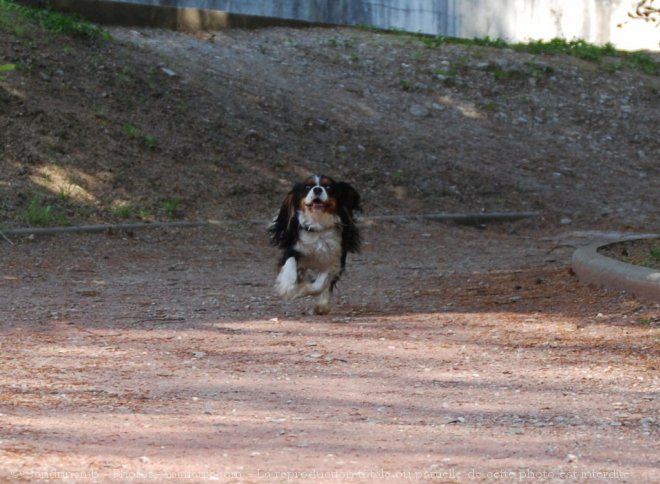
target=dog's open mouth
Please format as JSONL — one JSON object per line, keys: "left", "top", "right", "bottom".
{"left": 308, "top": 198, "right": 327, "bottom": 210}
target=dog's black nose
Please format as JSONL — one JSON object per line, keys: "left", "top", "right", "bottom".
{"left": 313, "top": 186, "right": 323, "bottom": 195}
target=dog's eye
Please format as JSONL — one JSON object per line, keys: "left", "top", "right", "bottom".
{"left": 305, "top": 185, "right": 312, "bottom": 191}
{"left": 324, "top": 185, "right": 332, "bottom": 191}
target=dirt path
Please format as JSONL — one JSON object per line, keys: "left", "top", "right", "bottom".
{"left": 1, "top": 222, "right": 658, "bottom": 483}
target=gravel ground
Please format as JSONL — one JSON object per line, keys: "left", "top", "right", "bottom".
{"left": 1, "top": 221, "right": 658, "bottom": 483}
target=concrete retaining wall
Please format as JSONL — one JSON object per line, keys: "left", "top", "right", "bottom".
{"left": 31, "top": 0, "right": 660, "bottom": 51}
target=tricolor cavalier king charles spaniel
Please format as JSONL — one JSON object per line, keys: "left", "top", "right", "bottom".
{"left": 269, "top": 175, "right": 361, "bottom": 314}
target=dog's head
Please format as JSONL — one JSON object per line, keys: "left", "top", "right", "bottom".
{"left": 296, "top": 175, "right": 360, "bottom": 218}
{"left": 269, "top": 175, "right": 361, "bottom": 249}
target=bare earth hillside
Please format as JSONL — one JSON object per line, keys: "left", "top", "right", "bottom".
{"left": 1, "top": 23, "right": 659, "bottom": 227}
{"left": 1, "top": 13, "right": 659, "bottom": 484}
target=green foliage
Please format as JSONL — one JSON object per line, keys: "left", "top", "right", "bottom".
{"left": 0, "top": 0, "right": 108, "bottom": 39}
{"left": 122, "top": 122, "right": 140, "bottom": 138}
{"left": 24, "top": 195, "right": 67, "bottom": 226}
{"left": 122, "top": 122, "right": 158, "bottom": 149}
{"left": 625, "top": 51, "right": 658, "bottom": 75}
{"left": 0, "top": 62, "right": 16, "bottom": 80}
{"left": 113, "top": 203, "right": 133, "bottom": 219}
{"left": 519, "top": 38, "right": 616, "bottom": 61}
{"left": 649, "top": 245, "right": 660, "bottom": 262}
{"left": 493, "top": 68, "right": 513, "bottom": 80}
{"left": 516, "top": 38, "right": 657, "bottom": 75}
{"left": 143, "top": 134, "right": 158, "bottom": 150}
{"left": 404, "top": 30, "right": 658, "bottom": 76}
{"left": 435, "top": 67, "right": 456, "bottom": 77}
{"left": 26, "top": 196, "right": 53, "bottom": 225}
{"left": 161, "top": 198, "right": 183, "bottom": 218}
{"left": 435, "top": 67, "right": 457, "bottom": 86}
{"left": 137, "top": 209, "right": 153, "bottom": 221}
{"left": 399, "top": 79, "right": 412, "bottom": 91}
{"left": 601, "top": 61, "right": 623, "bottom": 74}
{"left": 57, "top": 184, "right": 74, "bottom": 202}
{"left": 412, "top": 33, "right": 509, "bottom": 49}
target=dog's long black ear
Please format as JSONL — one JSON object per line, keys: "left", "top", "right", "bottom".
{"left": 269, "top": 190, "right": 300, "bottom": 249}
{"left": 335, "top": 182, "right": 361, "bottom": 255}
{"left": 334, "top": 182, "right": 362, "bottom": 214}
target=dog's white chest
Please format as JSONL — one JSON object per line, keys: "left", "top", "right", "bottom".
{"left": 295, "top": 228, "right": 342, "bottom": 270}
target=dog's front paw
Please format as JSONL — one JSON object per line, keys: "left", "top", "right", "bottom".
{"left": 275, "top": 257, "right": 298, "bottom": 299}
{"left": 275, "top": 280, "right": 297, "bottom": 300}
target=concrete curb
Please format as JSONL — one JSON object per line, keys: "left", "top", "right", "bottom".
{"left": 572, "top": 234, "right": 660, "bottom": 303}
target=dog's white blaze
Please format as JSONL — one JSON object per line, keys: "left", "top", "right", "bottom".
{"left": 303, "top": 181, "right": 328, "bottom": 205}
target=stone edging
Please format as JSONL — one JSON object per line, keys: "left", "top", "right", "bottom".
{"left": 572, "top": 234, "right": 660, "bottom": 303}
